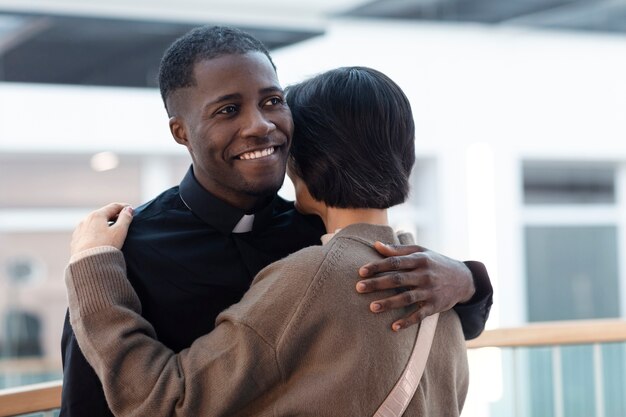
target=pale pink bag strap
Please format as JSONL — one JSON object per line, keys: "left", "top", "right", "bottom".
{"left": 373, "top": 313, "right": 439, "bottom": 417}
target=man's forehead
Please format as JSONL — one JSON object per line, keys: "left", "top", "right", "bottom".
{"left": 193, "top": 52, "right": 277, "bottom": 78}
{"left": 190, "top": 53, "right": 281, "bottom": 95}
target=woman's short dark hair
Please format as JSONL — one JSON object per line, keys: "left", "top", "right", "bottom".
{"left": 286, "top": 66, "right": 415, "bottom": 209}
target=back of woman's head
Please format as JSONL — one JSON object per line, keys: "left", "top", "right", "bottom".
{"left": 286, "top": 66, "right": 416, "bottom": 209}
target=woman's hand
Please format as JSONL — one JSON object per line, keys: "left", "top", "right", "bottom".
{"left": 71, "top": 203, "right": 134, "bottom": 255}
{"left": 357, "top": 242, "right": 475, "bottom": 331}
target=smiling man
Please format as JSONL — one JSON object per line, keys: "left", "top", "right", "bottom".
{"left": 167, "top": 53, "right": 292, "bottom": 211}
{"left": 60, "top": 26, "right": 492, "bottom": 417}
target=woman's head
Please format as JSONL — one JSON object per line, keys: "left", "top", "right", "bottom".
{"left": 286, "top": 66, "right": 415, "bottom": 211}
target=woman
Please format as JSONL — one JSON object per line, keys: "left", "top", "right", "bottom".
{"left": 66, "top": 67, "right": 468, "bottom": 416}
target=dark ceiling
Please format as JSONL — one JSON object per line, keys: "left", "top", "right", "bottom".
{"left": 0, "top": 13, "right": 322, "bottom": 88}
{"left": 344, "top": 0, "right": 626, "bottom": 33}
{"left": 0, "top": 0, "right": 624, "bottom": 88}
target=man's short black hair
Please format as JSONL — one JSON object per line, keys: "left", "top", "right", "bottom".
{"left": 158, "top": 26, "right": 275, "bottom": 112}
{"left": 286, "top": 66, "right": 415, "bottom": 209}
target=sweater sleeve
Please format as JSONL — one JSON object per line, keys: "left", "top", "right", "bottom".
{"left": 65, "top": 250, "right": 281, "bottom": 417}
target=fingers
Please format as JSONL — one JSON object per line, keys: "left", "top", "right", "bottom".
{"left": 356, "top": 271, "right": 430, "bottom": 293}
{"left": 111, "top": 206, "right": 134, "bottom": 230}
{"left": 392, "top": 305, "right": 433, "bottom": 331}
{"left": 70, "top": 203, "right": 134, "bottom": 255}
{"left": 372, "top": 241, "right": 426, "bottom": 257}
{"left": 95, "top": 202, "right": 130, "bottom": 221}
{"left": 367, "top": 288, "right": 428, "bottom": 315}
{"left": 359, "top": 250, "right": 429, "bottom": 278}
{"left": 359, "top": 242, "right": 427, "bottom": 277}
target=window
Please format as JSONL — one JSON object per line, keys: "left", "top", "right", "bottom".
{"left": 522, "top": 160, "right": 620, "bottom": 322}
{"left": 525, "top": 225, "right": 619, "bottom": 321}
{"left": 521, "top": 160, "right": 625, "bottom": 416}
{"left": 1, "top": 310, "right": 42, "bottom": 358}
{"left": 523, "top": 161, "right": 615, "bottom": 205}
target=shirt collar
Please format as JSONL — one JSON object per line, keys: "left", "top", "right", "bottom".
{"left": 179, "top": 166, "right": 278, "bottom": 235}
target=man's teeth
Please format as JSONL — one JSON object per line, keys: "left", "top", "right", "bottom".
{"left": 239, "top": 147, "right": 276, "bottom": 160}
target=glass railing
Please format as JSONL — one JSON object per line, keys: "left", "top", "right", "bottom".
{"left": 1, "top": 319, "right": 625, "bottom": 417}
{"left": 0, "top": 358, "right": 61, "bottom": 391}
{"left": 0, "top": 357, "right": 61, "bottom": 417}
{"left": 465, "top": 319, "right": 626, "bottom": 417}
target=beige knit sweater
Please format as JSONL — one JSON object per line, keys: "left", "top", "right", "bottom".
{"left": 66, "top": 223, "right": 468, "bottom": 417}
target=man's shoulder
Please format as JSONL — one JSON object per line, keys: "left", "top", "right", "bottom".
{"left": 272, "top": 195, "right": 296, "bottom": 213}
{"left": 132, "top": 185, "right": 183, "bottom": 222}
{"left": 122, "top": 185, "right": 193, "bottom": 252}
{"left": 270, "top": 195, "right": 324, "bottom": 231}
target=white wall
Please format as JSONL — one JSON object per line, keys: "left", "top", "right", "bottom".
{"left": 0, "top": 83, "right": 177, "bottom": 154}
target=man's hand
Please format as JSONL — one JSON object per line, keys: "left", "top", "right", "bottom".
{"left": 71, "top": 203, "right": 134, "bottom": 255}
{"left": 357, "top": 242, "right": 475, "bottom": 331}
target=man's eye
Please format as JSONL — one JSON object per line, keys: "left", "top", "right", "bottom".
{"left": 218, "top": 105, "right": 238, "bottom": 114}
{"left": 264, "top": 97, "right": 283, "bottom": 106}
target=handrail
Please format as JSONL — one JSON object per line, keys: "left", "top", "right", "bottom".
{"left": 0, "top": 357, "right": 60, "bottom": 373}
{"left": 467, "top": 318, "right": 626, "bottom": 349}
{"left": 1, "top": 319, "right": 625, "bottom": 416}
{"left": 0, "top": 380, "right": 62, "bottom": 417}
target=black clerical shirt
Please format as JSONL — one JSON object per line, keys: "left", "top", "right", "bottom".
{"left": 60, "top": 166, "right": 492, "bottom": 417}
{"left": 60, "top": 167, "right": 323, "bottom": 416}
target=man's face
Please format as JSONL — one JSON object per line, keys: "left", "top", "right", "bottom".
{"left": 169, "top": 52, "right": 293, "bottom": 210}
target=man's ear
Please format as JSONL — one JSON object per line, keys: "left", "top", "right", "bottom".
{"left": 169, "top": 116, "right": 188, "bottom": 147}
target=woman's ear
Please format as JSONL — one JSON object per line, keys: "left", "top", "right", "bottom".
{"left": 169, "top": 116, "right": 188, "bottom": 147}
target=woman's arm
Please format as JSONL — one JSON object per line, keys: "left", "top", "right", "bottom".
{"left": 66, "top": 248, "right": 280, "bottom": 417}
{"left": 65, "top": 204, "right": 280, "bottom": 416}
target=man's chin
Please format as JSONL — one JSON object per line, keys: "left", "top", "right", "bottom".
{"left": 244, "top": 180, "right": 284, "bottom": 199}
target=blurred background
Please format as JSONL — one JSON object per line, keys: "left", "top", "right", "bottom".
{"left": 1, "top": 0, "right": 625, "bottom": 416}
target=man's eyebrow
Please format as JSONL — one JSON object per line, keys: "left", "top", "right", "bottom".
{"left": 260, "top": 86, "right": 284, "bottom": 95}
{"left": 202, "top": 93, "right": 242, "bottom": 114}
{"left": 207, "top": 93, "right": 242, "bottom": 106}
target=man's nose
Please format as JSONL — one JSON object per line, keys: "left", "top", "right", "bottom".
{"left": 240, "top": 108, "right": 276, "bottom": 138}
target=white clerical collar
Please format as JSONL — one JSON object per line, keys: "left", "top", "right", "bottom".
{"left": 232, "top": 214, "right": 255, "bottom": 233}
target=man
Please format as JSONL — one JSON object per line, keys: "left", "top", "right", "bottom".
{"left": 61, "top": 26, "right": 492, "bottom": 416}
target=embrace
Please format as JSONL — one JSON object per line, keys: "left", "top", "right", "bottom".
{"left": 61, "top": 26, "right": 492, "bottom": 417}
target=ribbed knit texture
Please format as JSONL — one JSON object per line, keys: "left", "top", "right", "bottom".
{"left": 67, "top": 247, "right": 140, "bottom": 317}
{"left": 66, "top": 223, "right": 468, "bottom": 417}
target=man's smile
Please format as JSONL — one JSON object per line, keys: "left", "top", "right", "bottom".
{"left": 236, "top": 145, "right": 279, "bottom": 161}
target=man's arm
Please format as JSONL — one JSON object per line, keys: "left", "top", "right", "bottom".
{"left": 356, "top": 242, "right": 493, "bottom": 339}
{"left": 452, "top": 260, "right": 492, "bottom": 339}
